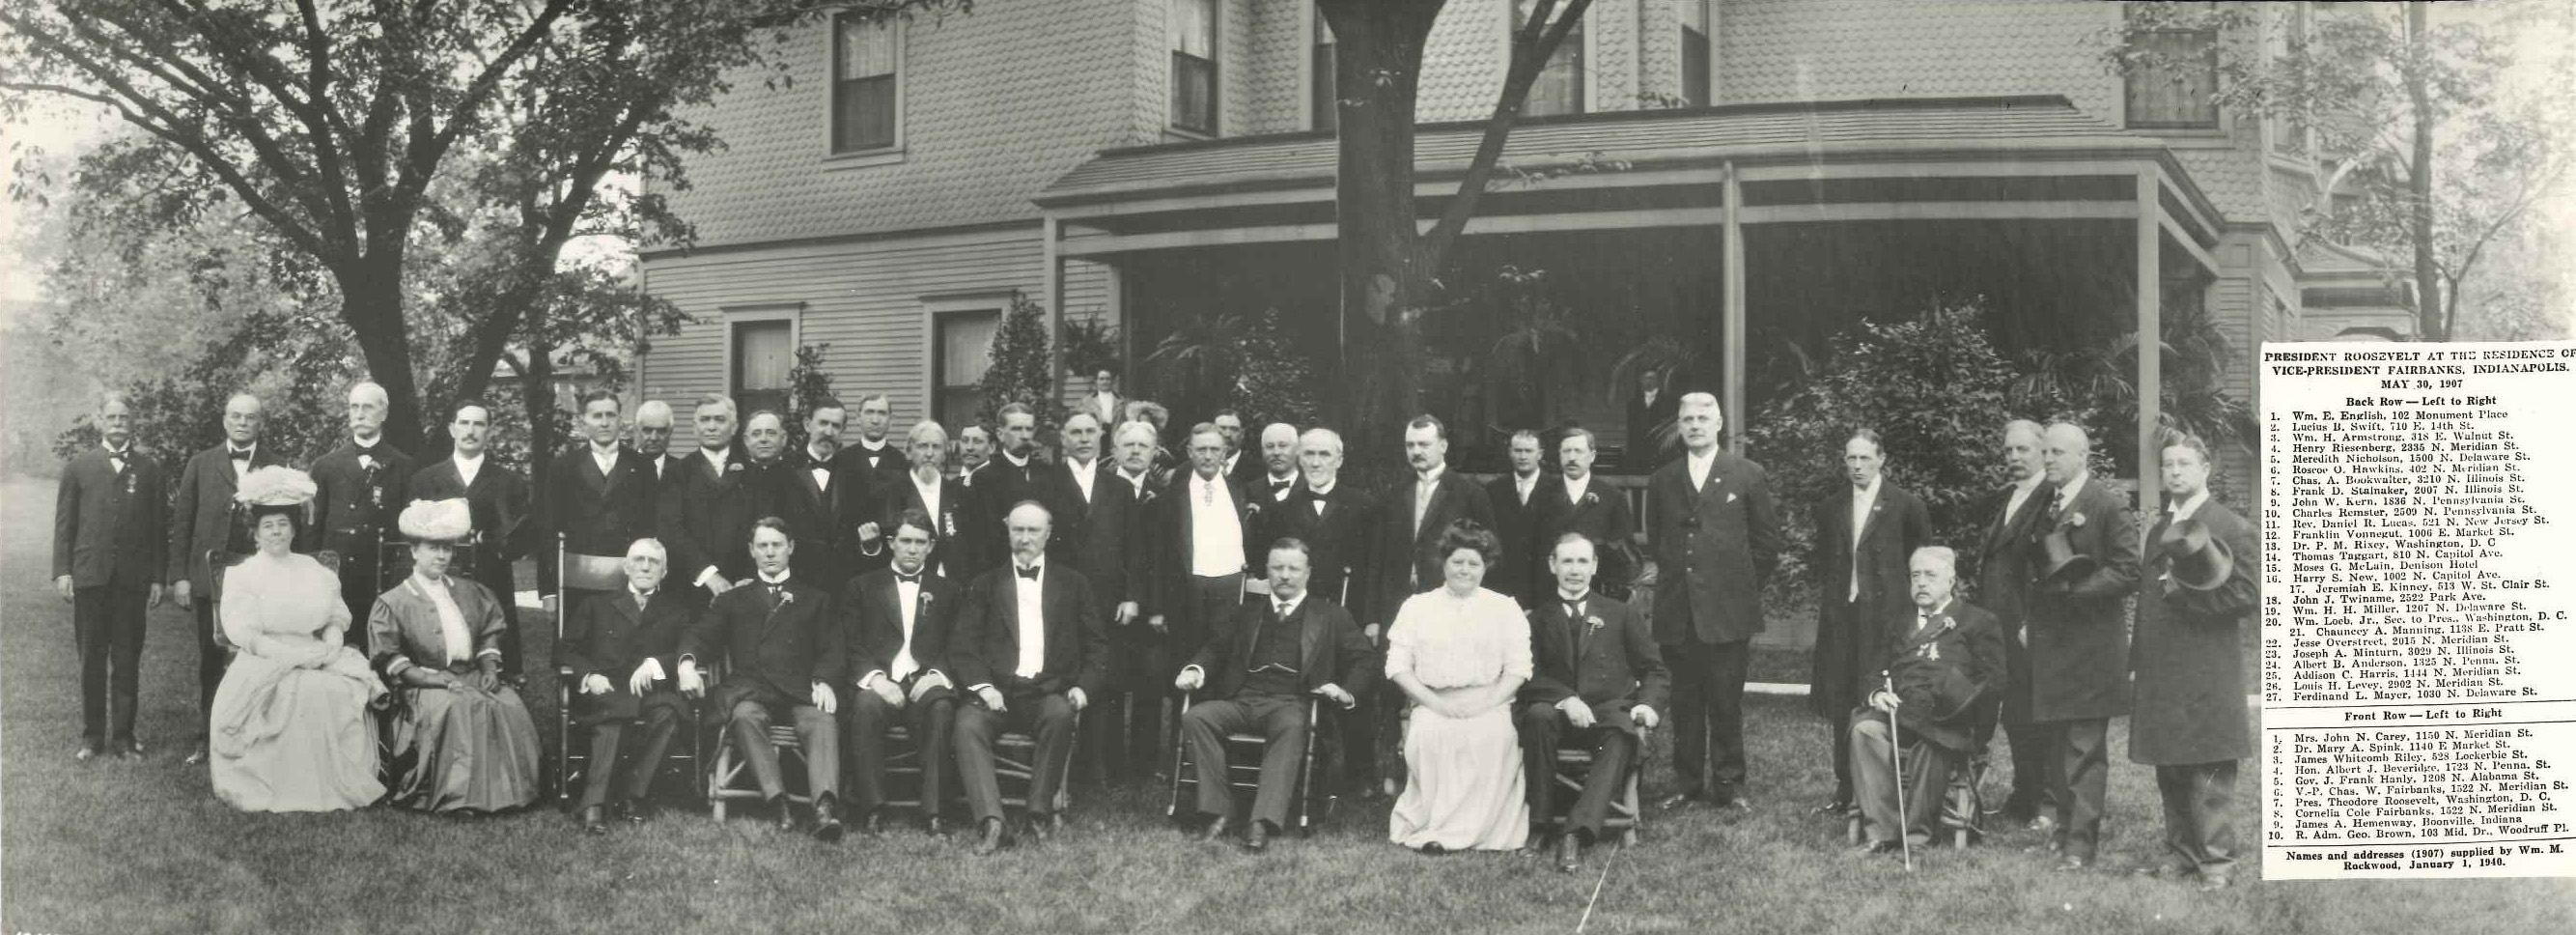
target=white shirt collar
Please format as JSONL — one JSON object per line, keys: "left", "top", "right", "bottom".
{"left": 351, "top": 433, "right": 379, "bottom": 450}
{"left": 701, "top": 446, "right": 731, "bottom": 469}
{"left": 1308, "top": 478, "right": 1335, "bottom": 496}
{"left": 1918, "top": 599, "right": 1950, "bottom": 620}
{"left": 2170, "top": 490, "right": 2209, "bottom": 522}
{"left": 807, "top": 444, "right": 836, "bottom": 465}
{"left": 1014, "top": 555, "right": 1045, "bottom": 576}
{"left": 103, "top": 442, "right": 130, "bottom": 457}
{"left": 1067, "top": 457, "right": 1096, "bottom": 474}
{"left": 857, "top": 436, "right": 888, "bottom": 452}
{"left": 757, "top": 569, "right": 791, "bottom": 585}
{"left": 1273, "top": 591, "right": 1304, "bottom": 617}
{"left": 590, "top": 439, "right": 621, "bottom": 456}
{"left": 1267, "top": 470, "right": 1297, "bottom": 486}
{"left": 1120, "top": 468, "right": 1152, "bottom": 488}
{"left": 2057, "top": 471, "right": 2088, "bottom": 506}
{"left": 2011, "top": 470, "right": 2044, "bottom": 494}
{"left": 1003, "top": 451, "right": 1031, "bottom": 468}
{"left": 630, "top": 585, "right": 657, "bottom": 602}
{"left": 453, "top": 451, "right": 484, "bottom": 475}
{"left": 1415, "top": 464, "right": 1444, "bottom": 485}
{"left": 1686, "top": 447, "right": 1717, "bottom": 469}
{"left": 1853, "top": 475, "right": 1881, "bottom": 502}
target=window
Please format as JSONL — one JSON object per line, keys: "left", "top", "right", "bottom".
{"left": 1517, "top": 0, "right": 1584, "bottom": 117}
{"left": 832, "top": 14, "right": 899, "bottom": 153}
{"left": 1681, "top": 0, "right": 1711, "bottom": 108}
{"left": 2125, "top": 2, "right": 2220, "bottom": 129}
{"left": 1170, "top": 0, "right": 1218, "bottom": 134}
{"left": 933, "top": 309, "right": 1000, "bottom": 424}
{"left": 731, "top": 318, "right": 794, "bottom": 421}
{"left": 1311, "top": 6, "right": 1336, "bottom": 131}
{"left": 2270, "top": 2, "right": 2311, "bottom": 156}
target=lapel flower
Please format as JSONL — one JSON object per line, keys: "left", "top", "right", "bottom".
{"left": 2063, "top": 512, "right": 2086, "bottom": 528}
{"left": 778, "top": 588, "right": 797, "bottom": 606}
{"left": 1582, "top": 491, "right": 1600, "bottom": 506}
{"left": 1582, "top": 614, "right": 1605, "bottom": 636}
{"left": 942, "top": 514, "right": 958, "bottom": 536}
{"left": 726, "top": 462, "right": 744, "bottom": 474}
{"left": 921, "top": 591, "right": 935, "bottom": 609}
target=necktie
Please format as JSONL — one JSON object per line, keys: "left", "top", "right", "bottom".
{"left": 1273, "top": 601, "right": 1290, "bottom": 619}
{"left": 107, "top": 451, "right": 126, "bottom": 474}
{"left": 765, "top": 583, "right": 785, "bottom": 609}
{"left": 1015, "top": 565, "right": 1040, "bottom": 581}
{"left": 1567, "top": 601, "right": 1588, "bottom": 655}
{"left": 895, "top": 571, "right": 923, "bottom": 585}
{"left": 230, "top": 446, "right": 252, "bottom": 465}
{"left": 1201, "top": 480, "right": 1214, "bottom": 506}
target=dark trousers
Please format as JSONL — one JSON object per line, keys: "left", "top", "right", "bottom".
{"left": 1826, "top": 708, "right": 1856, "bottom": 805}
{"left": 576, "top": 691, "right": 688, "bottom": 809}
{"left": 845, "top": 685, "right": 958, "bottom": 817}
{"left": 1082, "top": 630, "right": 1169, "bottom": 783}
{"left": 725, "top": 696, "right": 839, "bottom": 805}
{"left": 193, "top": 598, "right": 228, "bottom": 738}
{"left": 2154, "top": 760, "right": 2239, "bottom": 877}
{"left": 1343, "top": 679, "right": 1403, "bottom": 792}
{"left": 338, "top": 566, "right": 379, "bottom": 651}
{"left": 1664, "top": 637, "right": 1750, "bottom": 799}
{"left": 1180, "top": 573, "right": 1243, "bottom": 660}
{"left": 954, "top": 691, "right": 1076, "bottom": 823}
{"left": 1183, "top": 694, "right": 1308, "bottom": 830}
{"left": 1519, "top": 701, "right": 1638, "bottom": 842}
{"left": 2041, "top": 717, "right": 2111, "bottom": 861}
{"left": 1999, "top": 644, "right": 2055, "bottom": 817}
{"left": 1849, "top": 714, "right": 1957, "bottom": 846}
{"left": 71, "top": 585, "right": 149, "bottom": 747}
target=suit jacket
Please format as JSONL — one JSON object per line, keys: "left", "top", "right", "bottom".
{"left": 2022, "top": 474, "right": 2140, "bottom": 722}
{"left": 835, "top": 439, "right": 910, "bottom": 502}
{"left": 1625, "top": 387, "right": 1678, "bottom": 471}
{"left": 2130, "top": 498, "right": 2257, "bottom": 765}
{"left": 1644, "top": 448, "right": 1784, "bottom": 645}
{"left": 1362, "top": 468, "right": 1497, "bottom": 626}
{"left": 1483, "top": 472, "right": 1548, "bottom": 602}
{"left": 303, "top": 439, "right": 416, "bottom": 584}
{"left": 951, "top": 561, "right": 1110, "bottom": 701}
{"left": 1249, "top": 471, "right": 1303, "bottom": 511}
{"left": 841, "top": 567, "right": 961, "bottom": 689}
{"left": 1224, "top": 451, "right": 1265, "bottom": 490}
{"left": 776, "top": 448, "right": 866, "bottom": 588}
{"left": 1044, "top": 461, "right": 1156, "bottom": 617}
{"left": 974, "top": 453, "right": 1046, "bottom": 524}
{"left": 1974, "top": 478, "right": 2056, "bottom": 722}
{"left": 1810, "top": 481, "right": 1932, "bottom": 717}
{"left": 1157, "top": 470, "right": 1262, "bottom": 622}
{"left": 1522, "top": 591, "right": 1669, "bottom": 737}
{"left": 169, "top": 441, "right": 288, "bottom": 590}
{"left": 1186, "top": 595, "right": 1379, "bottom": 701}
{"left": 880, "top": 471, "right": 992, "bottom": 582}
{"left": 55, "top": 446, "right": 168, "bottom": 588}
{"left": 542, "top": 444, "right": 659, "bottom": 584}
{"left": 1875, "top": 599, "right": 2005, "bottom": 752}
{"left": 1530, "top": 475, "right": 1638, "bottom": 594}
{"left": 683, "top": 578, "right": 847, "bottom": 710}
{"left": 658, "top": 448, "right": 764, "bottom": 589}
{"left": 407, "top": 456, "right": 537, "bottom": 586}
{"left": 1264, "top": 482, "right": 1372, "bottom": 609}
{"left": 558, "top": 589, "right": 692, "bottom": 723}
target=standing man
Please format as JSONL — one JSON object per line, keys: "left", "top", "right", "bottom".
{"left": 1532, "top": 428, "right": 1636, "bottom": 601}
{"left": 54, "top": 392, "right": 168, "bottom": 760}
{"left": 659, "top": 395, "right": 761, "bottom": 607}
{"left": 951, "top": 501, "right": 1110, "bottom": 855}
{"left": 1624, "top": 364, "right": 1677, "bottom": 472}
{"left": 841, "top": 509, "right": 964, "bottom": 835}
{"left": 882, "top": 420, "right": 989, "bottom": 581}
{"left": 977, "top": 404, "right": 1047, "bottom": 535}
{"left": 1271, "top": 428, "right": 1369, "bottom": 609}
{"left": 305, "top": 381, "right": 417, "bottom": 638}
{"left": 170, "top": 390, "right": 285, "bottom": 765}
{"left": 2023, "top": 421, "right": 2141, "bottom": 871}
{"left": 1483, "top": 429, "right": 1549, "bottom": 604}
{"left": 1645, "top": 393, "right": 1782, "bottom": 812}
{"left": 1081, "top": 369, "right": 1123, "bottom": 429}
{"left": 2128, "top": 434, "right": 2255, "bottom": 891}
{"left": 633, "top": 400, "right": 683, "bottom": 484}
{"left": 1848, "top": 547, "right": 2004, "bottom": 856}
{"left": 543, "top": 389, "right": 658, "bottom": 621}
{"left": 1155, "top": 424, "right": 1257, "bottom": 666}
{"left": 1355, "top": 414, "right": 1495, "bottom": 798}
{"left": 838, "top": 394, "right": 910, "bottom": 499}
{"left": 955, "top": 423, "right": 996, "bottom": 490}
{"left": 1043, "top": 412, "right": 1158, "bottom": 783}
{"left": 1807, "top": 428, "right": 1929, "bottom": 814}
{"left": 1519, "top": 533, "right": 1666, "bottom": 873}
{"left": 1252, "top": 422, "right": 1302, "bottom": 507}
{"left": 1215, "top": 409, "right": 1261, "bottom": 488}
{"left": 780, "top": 400, "right": 865, "bottom": 591}
{"left": 1093, "top": 419, "right": 1173, "bottom": 781}
{"left": 1979, "top": 419, "right": 2057, "bottom": 828}
{"left": 407, "top": 398, "right": 537, "bottom": 677}
{"left": 559, "top": 537, "right": 693, "bottom": 833}
{"left": 677, "top": 519, "right": 846, "bottom": 841}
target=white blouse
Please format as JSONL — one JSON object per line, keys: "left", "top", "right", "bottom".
{"left": 1385, "top": 587, "right": 1533, "bottom": 692}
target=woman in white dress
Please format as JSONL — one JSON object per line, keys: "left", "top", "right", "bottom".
{"left": 210, "top": 467, "right": 388, "bottom": 811}
{"left": 1386, "top": 521, "right": 1532, "bottom": 853}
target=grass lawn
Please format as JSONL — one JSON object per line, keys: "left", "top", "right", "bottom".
{"left": 3, "top": 475, "right": 2569, "bottom": 934}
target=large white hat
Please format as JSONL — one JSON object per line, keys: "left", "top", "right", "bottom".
{"left": 397, "top": 498, "right": 474, "bottom": 543}
{"left": 234, "top": 466, "right": 318, "bottom": 509}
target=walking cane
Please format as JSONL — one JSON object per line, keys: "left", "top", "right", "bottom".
{"left": 1884, "top": 670, "right": 1913, "bottom": 872}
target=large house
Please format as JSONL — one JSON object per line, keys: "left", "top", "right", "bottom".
{"left": 637, "top": 0, "right": 2400, "bottom": 486}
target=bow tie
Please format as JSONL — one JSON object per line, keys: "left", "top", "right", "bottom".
{"left": 1270, "top": 478, "right": 1292, "bottom": 490}
{"left": 228, "top": 446, "right": 254, "bottom": 459}
{"left": 894, "top": 571, "right": 923, "bottom": 585}
{"left": 1563, "top": 600, "right": 1586, "bottom": 620}
{"left": 1014, "top": 565, "right": 1041, "bottom": 581}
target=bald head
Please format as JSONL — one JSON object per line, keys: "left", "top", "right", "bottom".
{"left": 1676, "top": 391, "right": 1722, "bottom": 454}
{"left": 2040, "top": 422, "right": 2090, "bottom": 485}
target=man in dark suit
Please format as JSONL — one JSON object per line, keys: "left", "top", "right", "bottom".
{"left": 2023, "top": 421, "right": 2141, "bottom": 871}
{"left": 407, "top": 398, "right": 537, "bottom": 677}
{"left": 559, "top": 537, "right": 694, "bottom": 834}
{"left": 952, "top": 501, "right": 1110, "bottom": 855}
{"left": 677, "top": 518, "right": 847, "bottom": 841}
{"left": 1849, "top": 547, "right": 2003, "bottom": 855}
{"left": 1353, "top": 414, "right": 1496, "bottom": 798}
{"left": 1623, "top": 363, "right": 1677, "bottom": 473}
{"left": 1979, "top": 419, "right": 2056, "bottom": 826}
{"left": 881, "top": 420, "right": 990, "bottom": 581}
{"left": 1174, "top": 538, "right": 1377, "bottom": 852}
{"left": 1054, "top": 415, "right": 1162, "bottom": 783}
{"left": 1215, "top": 409, "right": 1263, "bottom": 489}
{"left": 954, "top": 422, "right": 996, "bottom": 491}
{"left": 1250, "top": 422, "right": 1303, "bottom": 508}
{"left": 304, "top": 381, "right": 416, "bottom": 638}
{"left": 659, "top": 394, "right": 761, "bottom": 608}
{"left": 53, "top": 392, "right": 168, "bottom": 760}
{"left": 776, "top": 401, "right": 866, "bottom": 592}
{"left": 170, "top": 390, "right": 285, "bottom": 764}
{"left": 840, "top": 509, "right": 963, "bottom": 835}
{"left": 1268, "top": 428, "right": 1369, "bottom": 612}
{"left": 543, "top": 389, "right": 658, "bottom": 623}
{"left": 1532, "top": 428, "right": 1637, "bottom": 601}
{"left": 976, "top": 404, "right": 1046, "bottom": 525}
{"left": 2129, "top": 434, "right": 2257, "bottom": 891}
{"left": 1520, "top": 532, "right": 1667, "bottom": 873}
{"left": 1155, "top": 423, "right": 1259, "bottom": 666}
{"left": 1808, "top": 428, "right": 1931, "bottom": 813}
{"left": 633, "top": 399, "right": 684, "bottom": 485}
{"left": 1644, "top": 392, "right": 1782, "bottom": 811}
{"left": 1483, "top": 429, "right": 1549, "bottom": 604}
{"left": 837, "top": 393, "right": 910, "bottom": 499}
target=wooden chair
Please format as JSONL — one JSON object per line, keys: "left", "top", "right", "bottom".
{"left": 1533, "top": 729, "right": 1648, "bottom": 846}
{"left": 700, "top": 661, "right": 824, "bottom": 822}
{"left": 1843, "top": 749, "right": 1979, "bottom": 849}
{"left": 554, "top": 533, "right": 703, "bottom": 808}
{"left": 1165, "top": 692, "right": 1332, "bottom": 835}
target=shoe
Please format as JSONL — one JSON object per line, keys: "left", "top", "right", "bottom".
{"left": 111, "top": 737, "right": 143, "bottom": 759}
{"left": 580, "top": 806, "right": 610, "bottom": 836}
{"left": 1809, "top": 799, "right": 1853, "bottom": 817}
{"left": 1555, "top": 833, "right": 1584, "bottom": 873}
{"left": 860, "top": 810, "right": 885, "bottom": 836}
{"left": 1854, "top": 839, "right": 1900, "bottom": 856}
{"left": 2054, "top": 855, "right": 2092, "bottom": 873}
{"left": 74, "top": 743, "right": 99, "bottom": 762}
{"left": 926, "top": 816, "right": 947, "bottom": 837}
{"left": 2024, "top": 839, "right": 2062, "bottom": 856}
{"left": 1243, "top": 820, "right": 1271, "bottom": 854}
{"left": 1656, "top": 793, "right": 1701, "bottom": 811}
{"left": 972, "top": 817, "right": 1005, "bottom": 856}
{"left": 810, "top": 808, "right": 845, "bottom": 844}
{"left": 1418, "top": 842, "right": 1447, "bottom": 856}
{"left": 2027, "top": 814, "right": 2058, "bottom": 834}
{"left": 772, "top": 798, "right": 798, "bottom": 834}
{"left": 2134, "top": 861, "right": 2192, "bottom": 880}
{"left": 619, "top": 799, "right": 655, "bottom": 825}
{"left": 183, "top": 743, "right": 210, "bottom": 766}
{"left": 2198, "top": 873, "right": 2233, "bottom": 892}
{"left": 1712, "top": 794, "right": 1751, "bottom": 812}
{"left": 1200, "top": 815, "right": 1233, "bottom": 843}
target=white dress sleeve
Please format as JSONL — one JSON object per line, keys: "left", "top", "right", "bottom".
{"left": 1495, "top": 592, "right": 1534, "bottom": 683}
{"left": 1384, "top": 592, "right": 1422, "bottom": 682}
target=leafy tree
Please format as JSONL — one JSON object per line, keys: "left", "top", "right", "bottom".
{"left": 780, "top": 340, "right": 836, "bottom": 453}
{"left": 975, "top": 292, "right": 1055, "bottom": 439}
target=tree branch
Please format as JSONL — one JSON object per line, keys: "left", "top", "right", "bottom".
{"left": 1419, "top": 0, "right": 1591, "bottom": 270}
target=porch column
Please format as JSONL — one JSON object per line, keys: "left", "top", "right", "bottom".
{"left": 1044, "top": 215, "right": 1064, "bottom": 403}
{"left": 1722, "top": 160, "right": 1748, "bottom": 450}
{"left": 2135, "top": 171, "right": 2163, "bottom": 521}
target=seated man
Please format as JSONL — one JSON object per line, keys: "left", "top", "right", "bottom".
{"left": 952, "top": 501, "right": 1109, "bottom": 856}
{"left": 1849, "top": 546, "right": 2003, "bottom": 855}
{"left": 1519, "top": 533, "right": 1668, "bottom": 873}
{"left": 1174, "top": 538, "right": 1378, "bottom": 853}
{"left": 841, "top": 509, "right": 962, "bottom": 835}
{"left": 677, "top": 519, "right": 847, "bottom": 842}
{"left": 559, "top": 537, "right": 693, "bottom": 834}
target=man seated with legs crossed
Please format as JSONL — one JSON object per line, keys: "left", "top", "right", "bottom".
{"left": 1175, "top": 538, "right": 1377, "bottom": 852}
{"left": 1519, "top": 533, "right": 1667, "bottom": 873}
{"left": 677, "top": 519, "right": 847, "bottom": 841}
{"left": 953, "top": 501, "right": 1109, "bottom": 855}
{"left": 841, "top": 509, "right": 962, "bottom": 836}
{"left": 1848, "top": 546, "right": 2002, "bottom": 856}
{"left": 561, "top": 538, "right": 693, "bottom": 834}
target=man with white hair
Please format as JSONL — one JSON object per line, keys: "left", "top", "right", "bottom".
{"left": 1643, "top": 392, "right": 1782, "bottom": 812}
{"left": 1847, "top": 546, "right": 2002, "bottom": 856}
{"left": 558, "top": 537, "right": 694, "bottom": 834}
{"left": 305, "top": 380, "right": 418, "bottom": 639}
{"left": 170, "top": 390, "right": 286, "bottom": 764}
{"left": 2022, "top": 421, "right": 2140, "bottom": 872}
{"left": 632, "top": 400, "right": 681, "bottom": 483}
{"left": 1978, "top": 419, "right": 2057, "bottom": 827}
{"left": 878, "top": 420, "right": 988, "bottom": 580}
{"left": 658, "top": 393, "right": 759, "bottom": 606}
{"left": 1253, "top": 422, "right": 1302, "bottom": 505}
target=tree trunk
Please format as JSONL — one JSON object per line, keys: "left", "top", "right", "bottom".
{"left": 519, "top": 340, "right": 556, "bottom": 496}
{"left": 2407, "top": 1, "right": 2443, "bottom": 341}
{"left": 1326, "top": 0, "right": 1442, "bottom": 451}
{"left": 338, "top": 265, "right": 426, "bottom": 452}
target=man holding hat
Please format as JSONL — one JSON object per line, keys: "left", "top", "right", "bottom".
{"left": 2128, "top": 434, "right": 2256, "bottom": 891}
{"left": 2022, "top": 422, "right": 2138, "bottom": 872}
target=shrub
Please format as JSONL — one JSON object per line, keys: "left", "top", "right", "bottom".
{"left": 976, "top": 293, "right": 1057, "bottom": 441}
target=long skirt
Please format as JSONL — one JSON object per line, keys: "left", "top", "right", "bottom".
{"left": 1388, "top": 703, "right": 1529, "bottom": 850}
{"left": 210, "top": 644, "right": 386, "bottom": 812}
{"left": 386, "top": 666, "right": 543, "bottom": 813}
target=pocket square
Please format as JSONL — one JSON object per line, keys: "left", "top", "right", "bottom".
{"left": 1726, "top": 492, "right": 1738, "bottom": 503}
